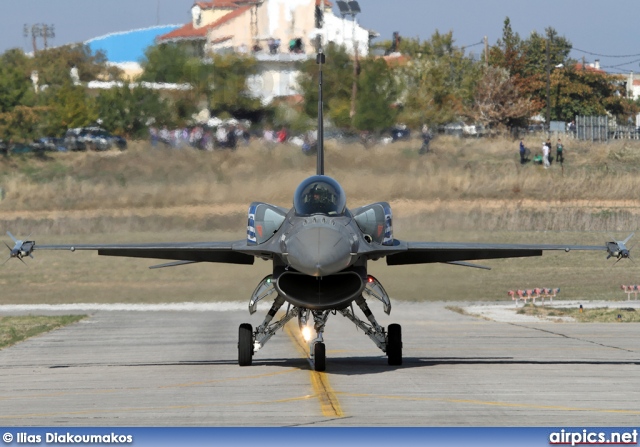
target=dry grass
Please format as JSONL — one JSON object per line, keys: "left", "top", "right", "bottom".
{"left": 0, "top": 315, "right": 86, "bottom": 348}
{"left": 516, "top": 305, "right": 640, "bottom": 323}
{"left": 1, "top": 136, "right": 640, "bottom": 305}
{"left": 2, "top": 136, "right": 640, "bottom": 234}
{"left": 2, "top": 136, "right": 640, "bottom": 212}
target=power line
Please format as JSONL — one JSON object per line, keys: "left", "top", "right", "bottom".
{"left": 572, "top": 47, "right": 640, "bottom": 59}
{"left": 461, "top": 40, "right": 483, "bottom": 49}
{"left": 601, "top": 58, "right": 640, "bottom": 69}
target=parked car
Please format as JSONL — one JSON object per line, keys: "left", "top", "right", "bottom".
{"left": 443, "top": 122, "right": 486, "bottom": 138}
{"left": 442, "top": 122, "right": 463, "bottom": 137}
{"left": 64, "top": 127, "right": 127, "bottom": 151}
{"left": 390, "top": 124, "right": 411, "bottom": 142}
{"left": 30, "top": 137, "right": 66, "bottom": 152}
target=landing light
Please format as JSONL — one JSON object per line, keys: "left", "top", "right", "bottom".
{"left": 301, "top": 326, "right": 313, "bottom": 342}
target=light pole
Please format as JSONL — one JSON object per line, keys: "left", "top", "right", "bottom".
{"left": 23, "top": 23, "right": 55, "bottom": 53}
{"left": 546, "top": 38, "right": 551, "bottom": 133}
{"left": 336, "top": 1, "right": 361, "bottom": 119}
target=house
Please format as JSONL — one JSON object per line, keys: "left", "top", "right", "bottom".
{"left": 627, "top": 73, "right": 640, "bottom": 101}
{"left": 574, "top": 59, "right": 606, "bottom": 74}
{"left": 157, "top": 0, "right": 373, "bottom": 103}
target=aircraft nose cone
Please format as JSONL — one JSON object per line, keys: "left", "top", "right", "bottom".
{"left": 286, "top": 226, "right": 352, "bottom": 277}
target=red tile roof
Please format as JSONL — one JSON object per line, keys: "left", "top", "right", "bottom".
{"left": 574, "top": 63, "right": 606, "bottom": 74}
{"left": 161, "top": 0, "right": 331, "bottom": 43}
{"left": 158, "top": 22, "right": 209, "bottom": 42}
{"left": 196, "top": 0, "right": 262, "bottom": 8}
{"left": 633, "top": 80, "right": 640, "bottom": 86}
{"left": 158, "top": 5, "right": 252, "bottom": 42}
{"left": 382, "top": 53, "right": 409, "bottom": 67}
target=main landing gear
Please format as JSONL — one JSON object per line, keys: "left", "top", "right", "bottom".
{"left": 237, "top": 275, "right": 403, "bottom": 371}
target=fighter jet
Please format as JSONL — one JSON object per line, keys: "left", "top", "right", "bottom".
{"left": 4, "top": 51, "right": 633, "bottom": 371}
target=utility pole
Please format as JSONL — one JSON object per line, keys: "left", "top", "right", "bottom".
{"left": 484, "top": 35, "right": 488, "bottom": 67}
{"left": 546, "top": 38, "right": 551, "bottom": 132}
{"left": 350, "top": 38, "right": 359, "bottom": 119}
{"left": 23, "top": 23, "right": 55, "bottom": 54}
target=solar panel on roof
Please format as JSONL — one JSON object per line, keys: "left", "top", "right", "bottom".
{"left": 336, "top": 0, "right": 350, "bottom": 14}
{"left": 347, "top": 1, "right": 361, "bottom": 14}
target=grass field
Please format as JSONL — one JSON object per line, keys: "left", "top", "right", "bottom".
{"left": 0, "top": 315, "right": 86, "bottom": 349}
{"left": 516, "top": 305, "right": 640, "bottom": 323}
{"left": 1, "top": 136, "right": 640, "bottom": 305}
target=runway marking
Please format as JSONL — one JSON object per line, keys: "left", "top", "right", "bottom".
{"left": 0, "top": 368, "right": 300, "bottom": 402}
{"left": 284, "top": 324, "right": 345, "bottom": 418}
{"left": 337, "top": 392, "right": 640, "bottom": 415}
{"left": 160, "top": 368, "right": 299, "bottom": 389}
{"left": 0, "top": 395, "right": 316, "bottom": 420}
{"left": 0, "top": 302, "right": 271, "bottom": 312}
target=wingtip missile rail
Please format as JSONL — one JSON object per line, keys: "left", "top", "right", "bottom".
{"left": 3, "top": 232, "right": 35, "bottom": 266}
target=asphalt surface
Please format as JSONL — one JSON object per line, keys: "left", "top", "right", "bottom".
{"left": 1, "top": 301, "right": 639, "bottom": 426}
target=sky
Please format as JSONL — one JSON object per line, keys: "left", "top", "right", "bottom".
{"left": 1, "top": 0, "right": 639, "bottom": 73}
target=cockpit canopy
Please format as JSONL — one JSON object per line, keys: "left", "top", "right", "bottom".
{"left": 293, "top": 175, "right": 347, "bottom": 216}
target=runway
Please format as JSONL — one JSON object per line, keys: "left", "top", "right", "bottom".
{"left": 1, "top": 301, "right": 639, "bottom": 426}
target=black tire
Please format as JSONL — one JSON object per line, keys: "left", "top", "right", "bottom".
{"left": 238, "top": 323, "right": 253, "bottom": 366}
{"left": 314, "top": 342, "right": 326, "bottom": 372}
{"left": 387, "top": 323, "right": 403, "bottom": 366}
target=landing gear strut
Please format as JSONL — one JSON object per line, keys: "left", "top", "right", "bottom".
{"left": 239, "top": 275, "right": 402, "bottom": 369}
{"left": 300, "top": 309, "right": 330, "bottom": 371}
{"left": 339, "top": 296, "right": 402, "bottom": 365}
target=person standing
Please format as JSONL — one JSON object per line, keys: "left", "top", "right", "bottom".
{"left": 556, "top": 138, "right": 564, "bottom": 165}
{"left": 542, "top": 140, "right": 550, "bottom": 168}
{"left": 419, "top": 124, "right": 431, "bottom": 154}
{"left": 519, "top": 140, "right": 526, "bottom": 164}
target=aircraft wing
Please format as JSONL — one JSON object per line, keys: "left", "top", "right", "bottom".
{"left": 34, "top": 240, "right": 255, "bottom": 265}
{"left": 383, "top": 241, "right": 609, "bottom": 266}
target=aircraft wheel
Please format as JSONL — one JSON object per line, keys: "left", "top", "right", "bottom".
{"left": 313, "top": 342, "right": 326, "bottom": 372}
{"left": 387, "top": 323, "right": 403, "bottom": 366}
{"left": 238, "top": 323, "right": 253, "bottom": 366}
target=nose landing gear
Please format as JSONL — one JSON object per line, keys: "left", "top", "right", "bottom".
{"left": 301, "top": 310, "right": 330, "bottom": 372}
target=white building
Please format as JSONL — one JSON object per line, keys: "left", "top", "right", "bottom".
{"left": 158, "top": 0, "right": 374, "bottom": 103}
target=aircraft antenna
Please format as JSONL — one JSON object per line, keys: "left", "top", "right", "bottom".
{"left": 316, "top": 49, "right": 325, "bottom": 176}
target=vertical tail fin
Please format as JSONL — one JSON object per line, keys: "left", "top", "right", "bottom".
{"left": 316, "top": 50, "right": 325, "bottom": 176}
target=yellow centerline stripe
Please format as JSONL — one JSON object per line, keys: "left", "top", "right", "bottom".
{"left": 284, "top": 323, "right": 345, "bottom": 418}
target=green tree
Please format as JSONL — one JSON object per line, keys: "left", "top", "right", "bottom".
{"left": 522, "top": 27, "right": 572, "bottom": 78}
{"left": 40, "top": 82, "right": 98, "bottom": 135}
{"left": 96, "top": 84, "right": 170, "bottom": 138}
{"left": 139, "top": 43, "right": 194, "bottom": 84}
{"left": 207, "top": 53, "right": 261, "bottom": 116}
{"left": 0, "top": 105, "right": 49, "bottom": 142}
{"left": 31, "top": 44, "right": 120, "bottom": 87}
{"left": 396, "top": 32, "right": 481, "bottom": 127}
{"left": 298, "top": 43, "right": 354, "bottom": 128}
{"left": 0, "top": 49, "right": 36, "bottom": 114}
{"left": 353, "top": 58, "right": 398, "bottom": 131}
{"left": 489, "top": 17, "right": 543, "bottom": 107}
{"left": 549, "top": 67, "right": 627, "bottom": 121}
